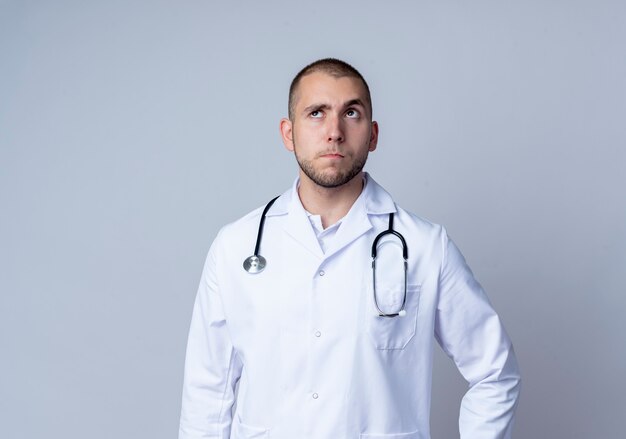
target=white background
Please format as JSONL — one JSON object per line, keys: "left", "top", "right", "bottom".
{"left": 1, "top": 1, "right": 625, "bottom": 437}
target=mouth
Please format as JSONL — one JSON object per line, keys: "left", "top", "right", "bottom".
{"left": 319, "top": 152, "right": 344, "bottom": 159}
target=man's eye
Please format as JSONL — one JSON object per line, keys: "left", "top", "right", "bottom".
{"left": 310, "top": 110, "right": 323, "bottom": 118}
{"left": 346, "top": 109, "right": 360, "bottom": 118}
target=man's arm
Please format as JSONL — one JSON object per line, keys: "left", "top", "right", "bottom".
{"left": 179, "top": 236, "right": 242, "bottom": 439}
{"left": 435, "top": 230, "right": 521, "bottom": 438}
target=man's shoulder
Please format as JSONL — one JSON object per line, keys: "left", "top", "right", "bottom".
{"left": 206, "top": 202, "right": 273, "bottom": 264}
{"left": 216, "top": 187, "right": 292, "bottom": 241}
{"left": 218, "top": 202, "right": 270, "bottom": 239}
{"left": 365, "top": 175, "right": 442, "bottom": 228}
{"left": 393, "top": 204, "right": 445, "bottom": 237}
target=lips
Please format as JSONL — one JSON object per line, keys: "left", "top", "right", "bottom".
{"left": 320, "top": 152, "right": 344, "bottom": 158}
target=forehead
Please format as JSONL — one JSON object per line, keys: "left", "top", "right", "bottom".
{"left": 294, "top": 72, "right": 369, "bottom": 108}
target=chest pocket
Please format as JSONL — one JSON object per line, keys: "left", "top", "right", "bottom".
{"left": 365, "top": 283, "right": 421, "bottom": 350}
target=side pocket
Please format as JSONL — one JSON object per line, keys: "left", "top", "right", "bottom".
{"left": 360, "top": 429, "right": 421, "bottom": 438}
{"left": 365, "top": 285, "right": 421, "bottom": 350}
{"left": 233, "top": 419, "right": 269, "bottom": 439}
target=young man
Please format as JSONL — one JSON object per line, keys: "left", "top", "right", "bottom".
{"left": 179, "top": 58, "right": 521, "bottom": 439}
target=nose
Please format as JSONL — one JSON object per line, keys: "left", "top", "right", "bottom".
{"left": 327, "top": 115, "right": 344, "bottom": 143}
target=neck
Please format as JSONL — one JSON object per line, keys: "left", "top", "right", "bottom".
{"left": 297, "top": 172, "right": 365, "bottom": 229}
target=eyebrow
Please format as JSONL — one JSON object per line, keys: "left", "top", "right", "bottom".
{"left": 344, "top": 99, "right": 366, "bottom": 109}
{"left": 302, "top": 98, "right": 366, "bottom": 115}
{"left": 303, "top": 103, "right": 330, "bottom": 114}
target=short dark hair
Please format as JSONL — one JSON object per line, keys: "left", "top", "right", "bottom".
{"left": 288, "top": 58, "right": 372, "bottom": 121}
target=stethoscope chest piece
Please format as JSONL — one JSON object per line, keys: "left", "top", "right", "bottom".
{"left": 242, "top": 195, "right": 280, "bottom": 274}
{"left": 243, "top": 255, "right": 266, "bottom": 274}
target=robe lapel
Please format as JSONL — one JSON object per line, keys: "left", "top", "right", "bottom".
{"left": 323, "top": 199, "right": 373, "bottom": 260}
{"left": 280, "top": 191, "right": 325, "bottom": 260}
{"left": 270, "top": 173, "right": 395, "bottom": 262}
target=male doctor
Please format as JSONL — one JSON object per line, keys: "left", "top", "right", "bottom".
{"left": 179, "top": 58, "right": 521, "bottom": 439}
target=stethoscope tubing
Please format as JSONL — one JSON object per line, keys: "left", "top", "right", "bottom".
{"left": 244, "top": 196, "right": 410, "bottom": 318}
{"left": 253, "top": 196, "right": 280, "bottom": 256}
{"left": 371, "top": 212, "right": 408, "bottom": 318}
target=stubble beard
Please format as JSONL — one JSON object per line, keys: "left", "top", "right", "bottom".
{"left": 293, "top": 141, "right": 369, "bottom": 189}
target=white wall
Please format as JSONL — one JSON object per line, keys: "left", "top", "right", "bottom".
{"left": 1, "top": 1, "right": 624, "bottom": 437}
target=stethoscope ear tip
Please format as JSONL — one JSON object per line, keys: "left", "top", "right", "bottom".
{"left": 398, "top": 309, "right": 407, "bottom": 317}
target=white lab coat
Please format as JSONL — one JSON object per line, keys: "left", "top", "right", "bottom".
{"left": 179, "top": 174, "right": 520, "bottom": 439}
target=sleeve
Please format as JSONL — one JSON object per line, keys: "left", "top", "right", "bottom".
{"left": 434, "top": 229, "right": 521, "bottom": 439}
{"left": 179, "top": 233, "right": 243, "bottom": 439}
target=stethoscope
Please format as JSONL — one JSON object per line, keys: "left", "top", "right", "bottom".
{"left": 243, "top": 196, "right": 409, "bottom": 318}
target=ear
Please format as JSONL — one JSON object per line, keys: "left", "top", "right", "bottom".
{"left": 368, "top": 121, "right": 379, "bottom": 152}
{"left": 280, "top": 118, "right": 295, "bottom": 152}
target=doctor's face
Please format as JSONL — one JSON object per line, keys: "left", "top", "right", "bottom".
{"left": 280, "top": 72, "right": 378, "bottom": 189}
